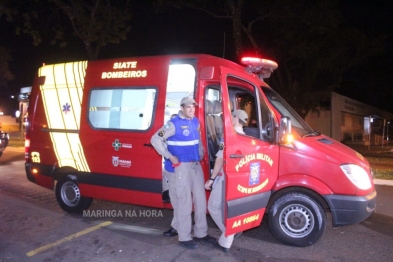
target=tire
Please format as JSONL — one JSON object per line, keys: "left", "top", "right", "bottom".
{"left": 268, "top": 192, "right": 326, "bottom": 247}
{"left": 55, "top": 177, "right": 93, "bottom": 213}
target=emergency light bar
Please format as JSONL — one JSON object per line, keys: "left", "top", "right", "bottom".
{"left": 241, "top": 57, "right": 278, "bottom": 79}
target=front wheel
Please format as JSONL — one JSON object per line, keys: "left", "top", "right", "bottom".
{"left": 55, "top": 177, "right": 93, "bottom": 213}
{"left": 268, "top": 192, "right": 326, "bottom": 247}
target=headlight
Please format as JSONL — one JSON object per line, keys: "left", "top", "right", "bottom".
{"left": 340, "top": 164, "right": 372, "bottom": 190}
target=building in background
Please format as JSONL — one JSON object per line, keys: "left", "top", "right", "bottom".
{"left": 0, "top": 86, "right": 31, "bottom": 132}
{"left": 306, "top": 92, "right": 393, "bottom": 146}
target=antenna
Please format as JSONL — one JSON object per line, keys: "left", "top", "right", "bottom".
{"left": 223, "top": 32, "right": 226, "bottom": 58}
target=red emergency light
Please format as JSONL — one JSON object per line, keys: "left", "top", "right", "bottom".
{"left": 241, "top": 57, "right": 278, "bottom": 79}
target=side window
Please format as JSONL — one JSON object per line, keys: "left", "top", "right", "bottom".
{"left": 88, "top": 88, "right": 156, "bottom": 130}
{"left": 228, "top": 76, "right": 273, "bottom": 142}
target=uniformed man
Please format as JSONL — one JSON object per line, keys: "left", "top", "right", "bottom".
{"left": 204, "top": 109, "right": 248, "bottom": 252}
{"left": 151, "top": 97, "right": 215, "bottom": 250}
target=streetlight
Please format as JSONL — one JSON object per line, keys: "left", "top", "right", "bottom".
{"left": 382, "top": 119, "right": 386, "bottom": 148}
{"left": 369, "top": 116, "right": 373, "bottom": 150}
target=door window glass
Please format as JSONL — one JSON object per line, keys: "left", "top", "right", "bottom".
{"left": 227, "top": 75, "right": 273, "bottom": 142}
{"left": 205, "top": 86, "right": 222, "bottom": 168}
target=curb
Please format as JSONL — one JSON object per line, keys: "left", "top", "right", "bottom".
{"left": 373, "top": 179, "right": 393, "bottom": 186}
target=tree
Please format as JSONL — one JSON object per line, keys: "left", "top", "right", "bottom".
{"left": 0, "top": 0, "right": 16, "bottom": 22}
{"left": 0, "top": 45, "right": 14, "bottom": 90}
{"left": 248, "top": 0, "right": 385, "bottom": 118}
{"left": 154, "top": 0, "right": 386, "bottom": 118}
{"left": 5, "top": 0, "right": 133, "bottom": 60}
{"left": 49, "top": 0, "right": 132, "bottom": 60}
{"left": 154, "top": 0, "right": 247, "bottom": 60}
{"left": 0, "top": 1, "right": 15, "bottom": 90}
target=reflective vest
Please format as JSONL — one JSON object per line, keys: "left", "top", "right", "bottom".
{"left": 167, "top": 116, "right": 200, "bottom": 162}
{"left": 164, "top": 158, "right": 174, "bottom": 172}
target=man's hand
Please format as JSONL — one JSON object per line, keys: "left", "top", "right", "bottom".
{"left": 204, "top": 179, "right": 213, "bottom": 190}
{"left": 169, "top": 155, "right": 179, "bottom": 165}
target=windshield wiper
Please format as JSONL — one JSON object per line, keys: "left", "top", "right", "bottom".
{"left": 302, "top": 131, "right": 321, "bottom": 137}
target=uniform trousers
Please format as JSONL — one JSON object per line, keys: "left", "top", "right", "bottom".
{"left": 162, "top": 169, "right": 170, "bottom": 192}
{"left": 208, "top": 174, "right": 235, "bottom": 248}
{"left": 168, "top": 161, "right": 208, "bottom": 241}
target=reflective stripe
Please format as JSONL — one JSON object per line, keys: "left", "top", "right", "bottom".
{"left": 167, "top": 140, "right": 199, "bottom": 146}
{"left": 39, "top": 61, "right": 90, "bottom": 172}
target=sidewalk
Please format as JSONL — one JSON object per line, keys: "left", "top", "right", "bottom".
{"left": 374, "top": 179, "right": 393, "bottom": 186}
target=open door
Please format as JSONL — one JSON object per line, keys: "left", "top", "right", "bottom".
{"left": 220, "top": 66, "right": 280, "bottom": 235}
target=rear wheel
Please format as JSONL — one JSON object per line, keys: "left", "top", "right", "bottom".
{"left": 55, "top": 177, "right": 92, "bottom": 213}
{"left": 268, "top": 192, "right": 326, "bottom": 247}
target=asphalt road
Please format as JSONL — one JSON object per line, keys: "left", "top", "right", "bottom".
{"left": 0, "top": 147, "right": 392, "bottom": 262}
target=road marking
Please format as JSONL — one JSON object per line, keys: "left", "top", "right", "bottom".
{"left": 26, "top": 221, "right": 113, "bottom": 257}
{"left": 106, "top": 222, "right": 163, "bottom": 235}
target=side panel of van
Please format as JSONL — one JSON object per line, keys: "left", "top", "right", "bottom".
{"left": 26, "top": 55, "right": 208, "bottom": 210}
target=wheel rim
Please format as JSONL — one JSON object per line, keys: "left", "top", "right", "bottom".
{"left": 279, "top": 204, "right": 314, "bottom": 238}
{"left": 60, "top": 181, "right": 81, "bottom": 207}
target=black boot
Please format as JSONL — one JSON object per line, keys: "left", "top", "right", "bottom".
{"left": 163, "top": 227, "right": 178, "bottom": 237}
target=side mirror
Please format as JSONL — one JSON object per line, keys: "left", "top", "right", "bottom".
{"left": 279, "top": 116, "right": 293, "bottom": 144}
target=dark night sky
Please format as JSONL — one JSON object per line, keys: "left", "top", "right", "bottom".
{"left": 1, "top": 0, "right": 392, "bottom": 114}
{"left": 1, "top": 1, "right": 233, "bottom": 93}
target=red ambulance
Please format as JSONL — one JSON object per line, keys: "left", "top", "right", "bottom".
{"left": 25, "top": 54, "right": 376, "bottom": 247}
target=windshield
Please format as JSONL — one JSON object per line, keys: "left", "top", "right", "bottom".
{"left": 262, "top": 86, "right": 314, "bottom": 137}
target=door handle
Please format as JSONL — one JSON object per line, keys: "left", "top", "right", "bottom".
{"left": 144, "top": 143, "right": 154, "bottom": 147}
{"left": 230, "top": 154, "right": 244, "bottom": 158}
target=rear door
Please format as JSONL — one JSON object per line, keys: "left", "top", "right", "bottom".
{"left": 220, "top": 67, "right": 280, "bottom": 235}
{"left": 79, "top": 57, "right": 198, "bottom": 207}
{"left": 78, "top": 57, "right": 169, "bottom": 207}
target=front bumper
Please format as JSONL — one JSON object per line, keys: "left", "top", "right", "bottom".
{"left": 323, "top": 190, "right": 377, "bottom": 227}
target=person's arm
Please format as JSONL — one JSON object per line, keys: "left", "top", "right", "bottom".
{"left": 204, "top": 150, "right": 224, "bottom": 190}
{"left": 150, "top": 122, "right": 178, "bottom": 164}
{"left": 210, "top": 157, "right": 223, "bottom": 180}
{"left": 197, "top": 120, "right": 205, "bottom": 160}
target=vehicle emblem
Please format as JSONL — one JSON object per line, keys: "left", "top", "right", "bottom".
{"left": 63, "top": 103, "right": 71, "bottom": 114}
{"left": 112, "top": 139, "right": 122, "bottom": 151}
{"left": 112, "top": 156, "right": 119, "bottom": 167}
{"left": 249, "top": 162, "right": 260, "bottom": 186}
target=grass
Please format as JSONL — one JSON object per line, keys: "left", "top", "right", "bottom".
{"left": 366, "top": 157, "right": 393, "bottom": 164}
{"left": 372, "top": 169, "right": 393, "bottom": 180}
{"left": 366, "top": 157, "right": 393, "bottom": 180}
